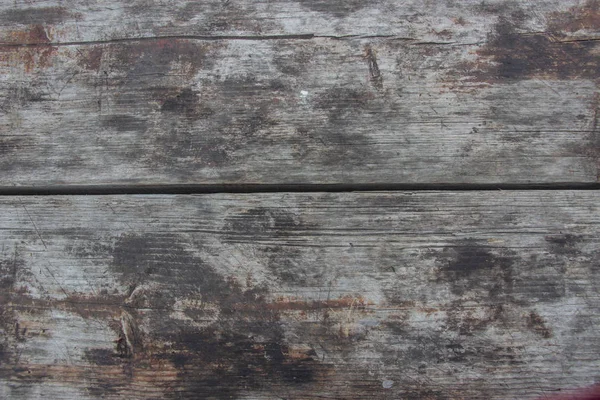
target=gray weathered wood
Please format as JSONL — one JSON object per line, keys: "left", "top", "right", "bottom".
{"left": 0, "top": 0, "right": 599, "bottom": 43}
{"left": 0, "top": 0, "right": 599, "bottom": 186}
{"left": 0, "top": 191, "right": 599, "bottom": 398}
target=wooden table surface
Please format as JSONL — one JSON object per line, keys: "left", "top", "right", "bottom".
{"left": 0, "top": 1, "right": 599, "bottom": 399}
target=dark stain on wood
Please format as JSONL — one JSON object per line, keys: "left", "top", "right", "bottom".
{"left": 464, "top": 4, "right": 600, "bottom": 82}
{"left": 433, "top": 239, "right": 515, "bottom": 297}
{"left": 272, "top": 42, "right": 315, "bottom": 76}
{"left": 222, "top": 207, "right": 305, "bottom": 240}
{"left": 545, "top": 234, "right": 584, "bottom": 255}
{"left": 1, "top": 86, "right": 46, "bottom": 110}
{"left": 216, "top": 77, "right": 282, "bottom": 135}
{"left": 74, "top": 39, "right": 221, "bottom": 80}
{"left": 312, "top": 87, "right": 378, "bottom": 165}
{"left": 265, "top": 246, "right": 308, "bottom": 284}
{"left": 0, "top": 248, "right": 26, "bottom": 367}
{"left": 446, "top": 303, "right": 506, "bottom": 336}
{"left": 101, "top": 115, "right": 148, "bottom": 133}
{"left": 547, "top": 0, "right": 600, "bottom": 34}
{"left": 219, "top": 76, "right": 287, "bottom": 98}
{"left": 0, "top": 304, "right": 12, "bottom": 364}
{"left": 526, "top": 310, "right": 553, "bottom": 338}
{"left": 574, "top": 93, "right": 600, "bottom": 179}
{"left": 379, "top": 325, "right": 526, "bottom": 386}
{"left": 170, "top": 0, "right": 270, "bottom": 33}
{"left": 0, "top": 137, "right": 28, "bottom": 159}
{"left": 160, "top": 88, "right": 214, "bottom": 119}
{"left": 136, "top": 75, "right": 287, "bottom": 169}
{"left": 152, "top": 127, "right": 231, "bottom": 168}
{"left": 315, "top": 87, "right": 374, "bottom": 121}
{"left": 1, "top": 7, "right": 80, "bottom": 25}
{"left": 53, "top": 230, "right": 413, "bottom": 398}
{"left": 527, "top": 274, "right": 567, "bottom": 303}
{"left": 94, "top": 233, "right": 325, "bottom": 397}
{"left": 381, "top": 312, "right": 410, "bottom": 335}
{"left": 84, "top": 349, "right": 123, "bottom": 366}
{"left": 295, "top": 0, "right": 371, "bottom": 17}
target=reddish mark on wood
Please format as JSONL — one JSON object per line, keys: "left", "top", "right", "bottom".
{"left": 0, "top": 25, "right": 56, "bottom": 72}
{"left": 548, "top": 0, "right": 600, "bottom": 34}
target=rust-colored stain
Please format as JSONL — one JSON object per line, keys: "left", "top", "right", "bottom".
{"left": 4, "top": 24, "right": 52, "bottom": 44}
{"left": 77, "top": 47, "right": 104, "bottom": 71}
{"left": 547, "top": 0, "right": 600, "bottom": 34}
{"left": 0, "top": 25, "right": 56, "bottom": 73}
{"left": 526, "top": 310, "right": 553, "bottom": 338}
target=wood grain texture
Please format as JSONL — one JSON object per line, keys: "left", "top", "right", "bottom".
{"left": 0, "top": 0, "right": 599, "bottom": 186}
{"left": 0, "top": 0, "right": 599, "bottom": 43}
{"left": 0, "top": 191, "right": 599, "bottom": 399}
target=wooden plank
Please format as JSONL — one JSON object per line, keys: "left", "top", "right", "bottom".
{"left": 0, "top": 191, "right": 599, "bottom": 398}
{"left": 0, "top": 0, "right": 599, "bottom": 43}
{"left": 0, "top": 1, "right": 599, "bottom": 187}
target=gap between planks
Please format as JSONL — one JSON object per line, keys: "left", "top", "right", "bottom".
{"left": 0, "top": 182, "right": 599, "bottom": 196}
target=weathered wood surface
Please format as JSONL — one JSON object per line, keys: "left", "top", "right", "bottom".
{"left": 0, "top": 1, "right": 599, "bottom": 186}
{"left": 1, "top": 0, "right": 599, "bottom": 42}
{"left": 0, "top": 191, "right": 599, "bottom": 399}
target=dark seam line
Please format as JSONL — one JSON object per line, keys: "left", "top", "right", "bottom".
{"left": 0, "top": 34, "right": 315, "bottom": 47}
{"left": 0, "top": 33, "right": 416, "bottom": 48}
{"left": 0, "top": 183, "right": 598, "bottom": 196}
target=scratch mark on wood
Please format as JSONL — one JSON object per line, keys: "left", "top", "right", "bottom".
{"left": 19, "top": 199, "right": 47, "bottom": 250}
{"left": 364, "top": 45, "right": 383, "bottom": 89}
